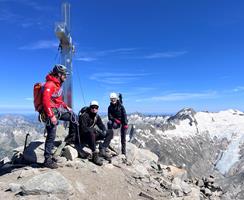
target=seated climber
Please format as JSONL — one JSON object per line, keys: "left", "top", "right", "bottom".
{"left": 78, "top": 101, "right": 113, "bottom": 166}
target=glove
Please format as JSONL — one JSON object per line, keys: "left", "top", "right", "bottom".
{"left": 50, "top": 115, "right": 58, "bottom": 125}
{"left": 114, "top": 119, "right": 121, "bottom": 124}
{"left": 123, "top": 125, "right": 128, "bottom": 129}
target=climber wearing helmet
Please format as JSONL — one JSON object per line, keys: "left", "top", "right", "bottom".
{"left": 42, "top": 64, "right": 78, "bottom": 169}
{"left": 78, "top": 100, "right": 113, "bottom": 166}
{"left": 107, "top": 92, "right": 128, "bottom": 156}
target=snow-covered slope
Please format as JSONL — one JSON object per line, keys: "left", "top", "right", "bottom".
{"left": 129, "top": 108, "right": 244, "bottom": 177}
{"left": 128, "top": 108, "right": 244, "bottom": 199}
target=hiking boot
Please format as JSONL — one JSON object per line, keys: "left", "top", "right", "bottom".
{"left": 78, "top": 149, "right": 91, "bottom": 159}
{"left": 121, "top": 145, "right": 126, "bottom": 156}
{"left": 92, "top": 152, "right": 103, "bottom": 166}
{"left": 44, "top": 158, "right": 58, "bottom": 169}
{"left": 52, "top": 156, "right": 58, "bottom": 162}
{"left": 100, "top": 148, "right": 112, "bottom": 161}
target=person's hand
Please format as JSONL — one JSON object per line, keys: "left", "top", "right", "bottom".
{"left": 114, "top": 119, "right": 121, "bottom": 124}
{"left": 50, "top": 115, "right": 58, "bottom": 125}
{"left": 67, "top": 106, "right": 72, "bottom": 112}
{"left": 123, "top": 125, "right": 128, "bottom": 129}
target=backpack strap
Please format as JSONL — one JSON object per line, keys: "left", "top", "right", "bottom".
{"left": 79, "top": 109, "right": 97, "bottom": 128}
{"left": 90, "top": 114, "right": 97, "bottom": 128}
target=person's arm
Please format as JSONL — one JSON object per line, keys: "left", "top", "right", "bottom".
{"left": 42, "top": 81, "right": 55, "bottom": 118}
{"left": 96, "top": 115, "right": 106, "bottom": 132}
{"left": 52, "top": 88, "right": 70, "bottom": 111}
{"left": 121, "top": 105, "right": 128, "bottom": 125}
{"left": 108, "top": 106, "right": 115, "bottom": 121}
{"left": 108, "top": 105, "right": 121, "bottom": 124}
{"left": 80, "top": 114, "right": 95, "bottom": 133}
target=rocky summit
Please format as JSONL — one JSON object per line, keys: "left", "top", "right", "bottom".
{"left": 0, "top": 109, "right": 243, "bottom": 199}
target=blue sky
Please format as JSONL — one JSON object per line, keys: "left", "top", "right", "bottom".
{"left": 0, "top": 0, "right": 244, "bottom": 114}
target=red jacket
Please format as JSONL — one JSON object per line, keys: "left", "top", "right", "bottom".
{"left": 42, "top": 74, "right": 68, "bottom": 118}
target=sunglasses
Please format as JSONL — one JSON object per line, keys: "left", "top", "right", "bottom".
{"left": 91, "top": 106, "right": 99, "bottom": 109}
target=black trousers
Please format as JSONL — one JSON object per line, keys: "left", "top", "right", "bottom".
{"left": 80, "top": 129, "right": 113, "bottom": 152}
{"left": 44, "top": 109, "right": 78, "bottom": 161}
{"left": 107, "top": 120, "right": 127, "bottom": 155}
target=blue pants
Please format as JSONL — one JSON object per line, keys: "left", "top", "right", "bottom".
{"left": 44, "top": 110, "right": 78, "bottom": 161}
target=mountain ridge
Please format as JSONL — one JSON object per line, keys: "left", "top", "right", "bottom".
{"left": 0, "top": 108, "right": 243, "bottom": 199}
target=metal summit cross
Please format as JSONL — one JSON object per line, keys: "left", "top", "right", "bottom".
{"left": 55, "top": 3, "right": 74, "bottom": 108}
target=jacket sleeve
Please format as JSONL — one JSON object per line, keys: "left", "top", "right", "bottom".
{"left": 79, "top": 113, "right": 95, "bottom": 134}
{"left": 108, "top": 106, "right": 115, "bottom": 121}
{"left": 121, "top": 105, "right": 128, "bottom": 125}
{"left": 96, "top": 115, "right": 106, "bottom": 132}
{"left": 42, "top": 81, "right": 55, "bottom": 118}
{"left": 55, "top": 95, "right": 68, "bottom": 109}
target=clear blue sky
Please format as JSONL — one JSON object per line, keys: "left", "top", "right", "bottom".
{"left": 0, "top": 0, "right": 244, "bottom": 114}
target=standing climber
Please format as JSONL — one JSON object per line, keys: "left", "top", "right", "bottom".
{"left": 42, "top": 64, "right": 78, "bottom": 169}
{"left": 107, "top": 92, "right": 128, "bottom": 156}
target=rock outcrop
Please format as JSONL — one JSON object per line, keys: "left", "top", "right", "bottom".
{"left": 0, "top": 130, "right": 223, "bottom": 200}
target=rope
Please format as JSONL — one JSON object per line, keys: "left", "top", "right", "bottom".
{"left": 54, "top": 46, "right": 61, "bottom": 63}
{"left": 73, "top": 58, "right": 86, "bottom": 106}
{"left": 70, "top": 110, "right": 79, "bottom": 125}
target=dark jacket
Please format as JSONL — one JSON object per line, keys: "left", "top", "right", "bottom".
{"left": 108, "top": 101, "right": 128, "bottom": 125}
{"left": 79, "top": 110, "right": 106, "bottom": 134}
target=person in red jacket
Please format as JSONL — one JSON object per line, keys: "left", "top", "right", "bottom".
{"left": 43, "top": 64, "right": 78, "bottom": 169}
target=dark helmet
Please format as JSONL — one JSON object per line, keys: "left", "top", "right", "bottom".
{"left": 52, "top": 64, "right": 70, "bottom": 75}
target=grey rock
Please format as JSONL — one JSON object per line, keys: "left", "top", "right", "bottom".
{"left": 21, "top": 171, "right": 73, "bottom": 195}
{"left": 160, "top": 178, "right": 172, "bottom": 189}
{"left": 166, "top": 165, "right": 188, "bottom": 181}
{"left": 184, "top": 186, "right": 200, "bottom": 200}
{"left": 17, "top": 167, "right": 40, "bottom": 179}
{"left": 9, "top": 183, "right": 22, "bottom": 193}
{"left": 196, "top": 179, "right": 204, "bottom": 187}
{"left": 204, "top": 188, "right": 212, "bottom": 196}
{"left": 139, "top": 191, "right": 155, "bottom": 200}
{"left": 173, "top": 177, "right": 192, "bottom": 195}
{"left": 207, "top": 176, "right": 215, "bottom": 184}
{"left": 23, "top": 139, "right": 45, "bottom": 163}
{"left": 62, "top": 145, "right": 78, "bottom": 161}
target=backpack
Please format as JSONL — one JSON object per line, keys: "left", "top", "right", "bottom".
{"left": 33, "top": 83, "right": 44, "bottom": 112}
{"left": 78, "top": 106, "right": 89, "bottom": 116}
{"left": 33, "top": 83, "right": 46, "bottom": 122}
{"left": 118, "top": 93, "right": 123, "bottom": 104}
{"left": 78, "top": 106, "right": 97, "bottom": 128}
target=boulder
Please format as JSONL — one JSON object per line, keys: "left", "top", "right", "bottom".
{"left": 62, "top": 145, "right": 78, "bottom": 161}
{"left": 22, "top": 139, "right": 45, "bottom": 163}
{"left": 166, "top": 165, "right": 188, "bottom": 181}
{"left": 21, "top": 171, "right": 73, "bottom": 195}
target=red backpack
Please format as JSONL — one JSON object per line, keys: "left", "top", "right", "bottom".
{"left": 33, "top": 83, "right": 44, "bottom": 112}
{"left": 34, "top": 83, "right": 47, "bottom": 122}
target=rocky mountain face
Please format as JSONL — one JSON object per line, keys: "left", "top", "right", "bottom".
{"left": 0, "top": 133, "right": 223, "bottom": 200}
{"left": 0, "top": 114, "right": 43, "bottom": 159}
{"left": 128, "top": 108, "right": 244, "bottom": 199}
{"left": 0, "top": 109, "right": 243, "bottom": 199}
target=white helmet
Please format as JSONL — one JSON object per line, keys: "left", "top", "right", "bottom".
{"left": 90, "top": 100, "right": 99, "bottom": 107}
{"left": 110, "top": 92, "right": 118, "bottom": 99}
